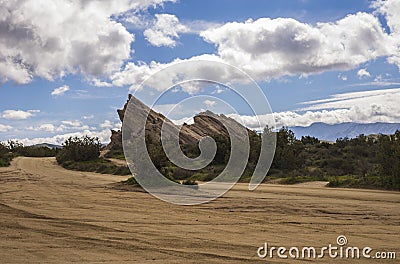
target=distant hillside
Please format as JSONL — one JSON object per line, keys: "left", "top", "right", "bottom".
{"left": 290, "top": 122, "right": 400, "bottom": 141}
{"left": 32, "top": 143, "right": 63, "bottom": 149}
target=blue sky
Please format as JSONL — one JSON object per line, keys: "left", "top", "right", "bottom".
{"left": 0, "top": 0, "right": 400, "bottom": 145}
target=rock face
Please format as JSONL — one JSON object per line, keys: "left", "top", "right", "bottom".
{"left": 107, "top": 95, "right": 255, "bottom": 150}
{"left": 106, "top": 130, "right": 123, "bottom": 150}
{"left": 117, "top": 94, "right": 131, "bottom": 123}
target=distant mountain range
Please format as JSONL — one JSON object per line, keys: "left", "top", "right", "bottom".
{"left": 289, "top": 122, "right": 400, "bottom": 142}
{"left": 32, "top": 143, "right": 62, "bottom": 149}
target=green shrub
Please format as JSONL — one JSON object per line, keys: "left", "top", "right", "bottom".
{"left": 0, "top": 142, "right": 8, "bottom": 155}
{"left": 123, "top": 177, "right": 139, "bottom": 185}
{"left": 0, "top": 158, "right": 10, "bottom": 167}
{"left": 280, "top": 176, "right": 303, "bottom": 185}
{"left": 117, "top": 166, "right": 131, "bottom": 175}
{"left": 182, "top": 179, "right": 198, "bottom": 185}
{"left": 59, "top": 158, "right": 130, "bottom": 175}
{"left": 5, "top": 140, "right": 23, "bottom": 153}
{"left": 0, "top": 143, "right": 11, "bottom": 167}
{"left": 181, "top": 179, "right": 199, "bottom": 190}
{"left": 57, "top": 136, "right": 101, "bottom": 163}
{"left": 190, "top": 172, "right": 213, "bottom": 182}
{"left": 16, "top": 146, "right": 58, "bottom": 157}
{"left": 104, "top": 148, "right": 125, "bottom": 160}
{"left": 169, "top": 167, "right": 195, "bottom": 180}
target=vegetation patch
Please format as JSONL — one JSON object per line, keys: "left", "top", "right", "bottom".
{"left": 181, "top": 179, "right": 199, "bottom": 189}
{"left": 0, "top": 140, "right": 60, "bottom": 167}
{"left": 56, "top": 136, "right": 130, "bottom": 176}
{"left": 279, "top": 176, "right": 328, "bottom": 185}
{"left": 0, "top": 143, "right": 11, "bottom": 167}
{"left": 104, "top": 148, "right": 125, "bottom": 160}
{"left": 61, "top": 158, "right": 130, "bottom": 175}
{"left": 4, "top": 127, "right": 398, "bottom": 191}
{"left": 118, "top": 127, "right": 400, "bottom": 191}
{"left": 123, "top": 177, "right": 139, "bottom": 185}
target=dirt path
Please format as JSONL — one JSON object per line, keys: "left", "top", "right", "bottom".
{"left": 0, "top": 157, "right": 399, "bottom": 263}
{"left": 107, "top": 157, "right": 128, "bottom": 166}
{"left": 100, "top": 150, "right": 128, "bottom": 166}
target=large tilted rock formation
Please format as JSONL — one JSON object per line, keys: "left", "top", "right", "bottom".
{"left": 107, "top": 95, "right": 255, "bottom": 150}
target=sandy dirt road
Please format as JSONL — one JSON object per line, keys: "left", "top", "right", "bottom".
{"left": 0, "top": 157, "right": 399, "bottom": 263}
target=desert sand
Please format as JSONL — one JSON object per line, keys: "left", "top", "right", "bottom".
{"left": 0, "top": 157, "right": 398, "bottom": 263}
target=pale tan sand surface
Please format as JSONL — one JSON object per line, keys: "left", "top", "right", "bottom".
{"left": 0, "top": 157, "right": 398, "bottom": 263}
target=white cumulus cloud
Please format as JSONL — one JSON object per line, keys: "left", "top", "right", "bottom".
{"left": 61, "top": 120, "right": 82, "bottom": 127}
{"left": 82, "top": 115, "right": 94, "bottom": 120}
{"left": 1, "top": 109, "right": 39, "bottom": 120}
{"left": 38, "top": 124, "right": 56, "bottom": 133}
{"left": 357, "top": 69, "right": 371, "bottom": 79}
{"left": 165, "top": 88, "right": 400, "bottom": 130}
{"left": 108, "top": 53, "right": 229, "bottom": 90}
{"left": 0, "top": 0, "right": 175, "bottom": 84}
{"left": 200, "top": 13, "right": 394, "bottom": 80}
{"left": 0, "top": 124, "right": 12, "bottom": 132}
{"left": 100, "top": 120, "right": 121, "bottom": 130}
{"left": 204, "top": 100, "right": 217, "bottom": 107}
{"left": 338, "top": 74, "right": 348, "bottom": 81}
{"left": 229, "top": 104, "right": 400, "bottom": 130}
{"left": 10, "top": 129, "right": 113, "bottom": 146}
{"left": 51, "top": 85, "right": 70, "bottom": 96}
{"left": 26, "top": 120, "right": 92, "bottom": 133}
{"left": 100, "top": 120, "right": 113, "bottom": 129}
{"left": 144, "top": 14, "right": 188, "bottom": 47}
{"left": 299, "top": 88, "right": 400, "bottom": 111}
{"left": 106, "top": 6, "right": 400, "bottom": 91}
{"left": 226, "top": 88, "right": 400, "bottom": 129}
{"left": 372, "top": 0, "right": 400, "bottom": 70}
